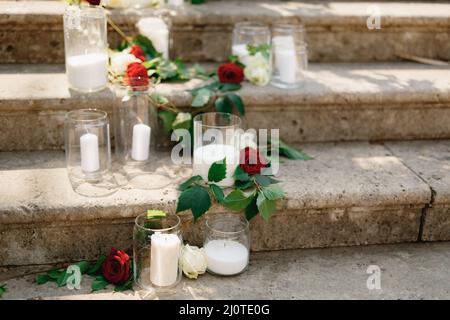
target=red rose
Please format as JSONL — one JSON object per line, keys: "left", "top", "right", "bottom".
{"left": 130, "top": 45, "right": 146, "bottom": 62}
{"left": 85, "top": 0, "right": 101, "bottom": 5}
{"left": 126, "top": 62, "right": 149, "bottom": 88}
{"left": 240, "top": 147, "right": 268, "bottom": 175}
{"left": 101, "top": 248, "right": 130, "bottom": 284}
{"left": 217, "top": 63, "right": 244, "bottom": 84}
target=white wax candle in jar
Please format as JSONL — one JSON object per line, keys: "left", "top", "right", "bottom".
{"left": 275, "top": 48, "right": 297, "bottom": 84}
{"left": 136, "top": 18, "right": 169, "bottom": 59}
{"left": 204, "top": 239, "right": 249, "bottom": 276}
{"left": 131, "top": 123, "right": 151, "bottom": 161}
{"left": 80, "top": 132, "right": 100, "bottom": 173}
{"left": 193, "top": 144, "right": 238, "bottom": 187}
{"left": 66, "top": 53, "right": 108, "bottom": 92}
{"left": 150, "top": 233, "right": 181, "bottom": 287}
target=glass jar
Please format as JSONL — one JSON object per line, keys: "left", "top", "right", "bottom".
{"left": 133, "top": 213, "right": 183, "bottom": 292}
{"left": 63, "top": 5, "right": 108, "bottom": 93}
{"left": 193, "top": 112, "right": 242, "bottom": 187}
{"left": 113, "top": 78, "right": 172, "bottom": 190}
{"left": 271, "top": 24, "right": 308, "bottom": 89}
{"left": 64, "top": 109, "right": 118, "bottom": 197}
{"left": 203, "top": 214, "right": 250, "bottom": 276}
{"left": 232, "top": 22, "right": 272, "bottom": 86}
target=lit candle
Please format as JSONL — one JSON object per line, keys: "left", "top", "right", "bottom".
{"left": 80, "top": 133, "right": 100, "bottom": 173}
{"left": 66, "top": 53, "right": 108, "bottom": 91}
{"left": 193, "top": 144, "right": 238, "bottom": 187}
{"left": 136, "top": 17, "right": 169, "bottom": 59}
{"left": 204, "top": 240, "right": 249, "bottom": 276}
{"left": 131, "top": 123, "right": 151, "bottom": 161}
{"left": 150, "top": 233, "right": 181, "bottom": 287}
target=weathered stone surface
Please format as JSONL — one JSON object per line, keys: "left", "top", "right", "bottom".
{"left": 0, "top": 141, "right": 431, "bottom": 265}
{"left": 3, "top": 242, "right": 450, "bottom": 300}
{"left": 2, "top": 63, "right": 450, "bottom": 151}
{"left": 386, "top": 140, "right": 450, "bottom": 242}
{"left": 1, "top": 1, "right": 450, "bottom": 63}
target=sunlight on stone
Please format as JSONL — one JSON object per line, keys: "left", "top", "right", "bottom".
{"left": 352, "top": 156, "right": 403, "bottom": 171}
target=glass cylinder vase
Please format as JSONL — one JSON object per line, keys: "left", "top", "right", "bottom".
{"left": 64, "top": 109, "right": 118, "bottom": 197}
{"left": 133, "top": 213, "right": 183, "bottom": 292}
{"left": 231, "top": 22, "right": 272, "bottom": 86}
{"left": 271, "top": 24, "right": 308, "bottom": 89}
{"left": 193, "top": 112, "right": 242, "bottom": 187}
{"left": 203, "top": 214, "right": 250, "bottom": 276}
{"left": 63, "top": 5, "right": 108, "bottom": 93}
{"left": 113, "top": 78, "right": 172, "bottom": 190}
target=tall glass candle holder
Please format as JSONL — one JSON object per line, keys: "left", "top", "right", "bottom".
{"left": 193, "top": 112, "right": 242, "bottom": 188}
{"left": 133, "top": 213, "right": 182, "bottom": 293}
{"left": 204, "top": 214, "right": 250, "bottom": 276}
{"left": 113, "top": 77, "right": 172, "bottom": 190}
{"left": 232, "top": 22, "right": 272, "bottom": 86}
{"left": 63, "top": 5, "right": 108, "bottom": 93}
{"left": 271, "top": 24, "right": 308, "bottom": 89}
{"left": 64, "top": 109, "right": 118, "bottom": 197}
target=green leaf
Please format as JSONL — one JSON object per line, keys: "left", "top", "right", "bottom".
{"left": 134, "top": 34, "right": 160, "bottom": 60}
{"left": 47, "top": 269, "right": 63, "bottom": 280}
{"left": 210, "top": 184, "right": 225, "bottom": 203}
{"left": 87, "top": 255, "right": 107, "bottom": 276}
{"left": 208, "top": 158, "right": 227, "bottom": 183}
{"left": 262, "top": 184, "right": 286, "bottom": 200}
{"left": 247, "top": 43, "right": 272, "bottom": 60}
{"left": 56, "top": 270, "right": 69, "bottom": 287}
{"left": 91, "top": 276, "right": 109, "bottom": 292}
{"left": 225, "top": 93, "right": 245, "bottom": 116}
{"left": 219, "top": 83, "right": 241, "bottom": 92}
{"left": 77, "top": 261, "right": 90, "bottom": 274}
{"left": 256, "top": 191, "right": 276, "bottom": 221}
{"left": 0, "top": 284, "right": 6, "bottom": 298}
{"left": 278, "top": 140, "right": 313, "bottom": 160}
{"left": 114, "top": 279, "right": 133, "bottom": 292}
{"left": 254, "top": 174, "right": 272, "bottom": 187}
{"left": 178, "top": 175, "right": 204, "bottom": 191}
{"left": 223, "top": 189, "right": 255, "bottom": 211}
{"left": 191, "top": 88, "right": 213, "bottom": 107}
{"left": 147, "top": 210, "right": 167, "bottom": 219}
{"left": 172, "top": 112, "right": 192, "bottom": 131}
{"left": 245, "top": 195, "right": 259, "bottom": 221}
{"left": 158, "top": 110, "right": 176, "bottom": 134}
{"left": 235, "top": 179, "right": 254, "bottom": 190}
{"left": 214, "top": 96, "right": 232, "bottom": 113}
{"left": 234, "top": 165, "right": 250, "bottom": 182}
{"left": 36, "top": 274, "right": 50, "bottom": 285}
{"left": 176, "top": 185, "right": 212, "bottom": 221}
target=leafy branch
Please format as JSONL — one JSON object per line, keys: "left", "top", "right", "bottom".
{"left": 0, "top": 284, "right": 6, "bottom": 298}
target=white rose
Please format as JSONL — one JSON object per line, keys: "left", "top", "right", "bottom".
{"left": 244, "top": 52, "right": 271, "bottom": 86}
{"left": 101, "top": 0, "right": 131, "bottom": 9}
{"left": 181, "top": 244, "right": 207, "bottom": 279}
{"left": 110, "top": 50, "right": 141, "bottom": 76}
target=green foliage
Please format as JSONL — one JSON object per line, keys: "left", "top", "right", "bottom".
{"left": 277, "top": 140, "right": 313, "bottom": 160}
{"left": 178, "top": 175, "right": 203, "bottom": 191}
{"left": 191, "top": 88, "right": 213, "bottom": 107}
{"left": 91, "top": 276, "right": 109, "bottom": 292}
{"left": 247, "top": 43, "right": 272, "bottom": 59}
{"left": 158, "top": 110, "right": 177, "bottom": 134}
{"left": 176, "top": 185, "right": 212, "bottom": 221}
{"left": 214, "top": 93, "right": 245, "bottom": 115}
{"left": 210, "top": 184, "right": 225, "bottom": 203}
{"left": 208, "top": 158, "right": 227, "bottom": 183}
{"left": 256, "top": 191, "right": 276, "bottom": 222}
{"left": 134, "top": 34, "right": 160, "bottom": 60}
{"left": 0, "top": 284, "right": 7, "bottom": 298}
{"left": 222, "top": 190, "right": 255, "bottom": 211}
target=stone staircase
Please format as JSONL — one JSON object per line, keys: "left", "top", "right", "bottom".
{"left": 1, "top": 0, "right": 450, "bottom": 267}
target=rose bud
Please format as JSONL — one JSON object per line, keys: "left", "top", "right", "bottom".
{"left": 240, "top": 147, "right": 268, "bottom": 175}
{"left": 101, "top": 247, "right": 131, "bottom": 284}
{"left": 217, "top": 63, "right": 244, "bottom": 84}
{"left": 129, "top": 45, "right": 146, "bottom": 62}
{"left": 125, "top": 62, "right": 149, "bottom": 89}
{"left": 86, "top": 0, "right": 101, "bottom": 5}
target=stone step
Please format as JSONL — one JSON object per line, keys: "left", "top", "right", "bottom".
{"left": 2, "top": 62, "right": 450, "bottom": 151}
{"left": 2, "top": 242, "right": 450, "bottom": 299}
{"left": 3, "top": 139, "right": 450, "bottom": 266}
{"left": 2, "top": 1, "right": 450, "bottom": 63}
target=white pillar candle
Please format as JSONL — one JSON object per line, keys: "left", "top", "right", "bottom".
{"left": 136, "top": 18, "right": 169, "bottom": 59}
{"left": 150, "top": 233, "right": 181, "bottom": 287}
{"left": 168, "top": 0, "right": 184, "bottom": 6}
{"left": 193, "top": 144, "right": 238, "bottom": 187}
{"left": 204, "top": 240, "right": 249, "bottom": 276}
{"left": 80, "top": 133, "right": 100, "bottom": 173}
{"left": 66, "top": 53, "right": 108, "bottom": 91}
{"left": 275, "top": 48, "right": 297, "bottom": 84}
{"left": 131, "top": 123, "right": 151, "bottom": 161}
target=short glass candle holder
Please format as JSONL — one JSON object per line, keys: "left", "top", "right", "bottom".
{"left": 232, "top": 22, "right": 272, "bottom": 86}
{"left": 271, "top": 24, "right": 308, "bottom": 89}
{"left": 204, "top": 214, "right": 250, "bottom": 276}
{"left": 193, "top": 112, "right": 242, "bottom": 188}
{"left": 133, "top": 213, "right": 183, "bottom": 293}
{"left": 64, "top": 109, "right": 118, "bottom": 197}
{"left": 63, "top": 5, "right": 108, "bottom": 93}
{"left": 113, "top": 78, "right": 172, "bottom": 190}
